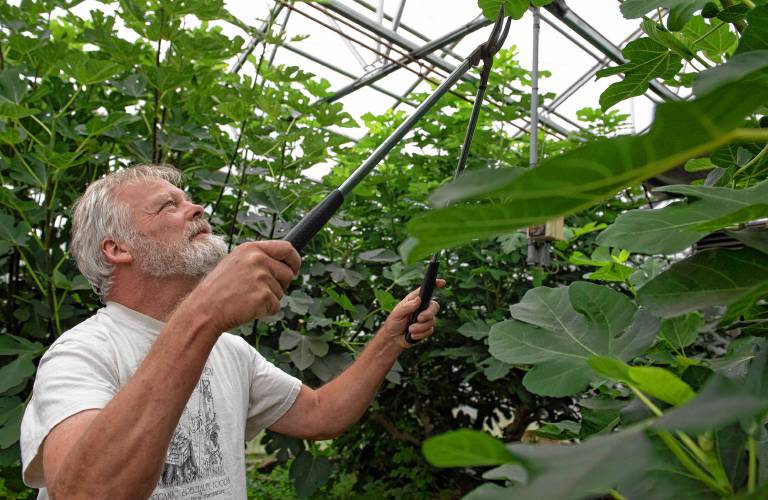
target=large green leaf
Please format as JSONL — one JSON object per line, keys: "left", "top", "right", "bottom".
{"left": 735, "top": 5, "right": 768, "bottom": 54}
{"left": 289, "top": 450, "right": 332, "bottom": 499}
{"left": 597, "top": 180, "right": 768, "bottom": 254}
{"left": 0, "top": 397, "right": 23, "bottom": 449}
{"left": 682, "top": 17, "right": 738, "bottom": 64}
{"left": 596, "top": 37, "right": 682, "bottom": 110}
{"left": 423, "top": 429, "right": 514, "bottom": 467}
{"left": 0, "top": 335, "right": 44, "bottom": 356}
{"left": 466, "top": 427, "right": 655, "bottom": 500}
{"left": 477, "top": 0, "right": 529, "bottom": 20}
{"left": 693, "top": 50, "right": 768, "bottom": 95}
{"left": 488, "top": 282, "right": 658, "bottom": 397}
{"left": 588, "top": 357, "right": 695, "bottom": 406}
{"left": 620, "top": 0, "right": 710, "bottom": 31}
{"left": 637, "top": 248, "right": 768, "bottom": 317}
{"left": 402, "top": 78, "right": 768, "bottom": 262}
{"left": 0, "top": 354, "right": 36, "bottom": 393}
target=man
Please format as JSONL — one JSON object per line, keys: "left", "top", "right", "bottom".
{"left": 20, "top": 164, "right": 443, "bottom": 499}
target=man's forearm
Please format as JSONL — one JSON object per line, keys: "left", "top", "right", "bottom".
{"left": 313, "top": 328, "right": 403, "bottom": 438}
{"left": 50, "top": 303, "right": 219, "bottom": 499}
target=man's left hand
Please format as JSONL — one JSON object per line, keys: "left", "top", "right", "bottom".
{"left": 382, "top": 279, "right": 446, "bottom": 348}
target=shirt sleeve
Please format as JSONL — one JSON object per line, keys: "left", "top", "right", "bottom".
{"left": 243, "top": 343, "right": 302, "bottom": 440}
{"left": 20, "top": 330, "right": 119, "bottom": 488}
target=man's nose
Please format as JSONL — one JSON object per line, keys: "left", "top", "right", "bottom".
{"left": 188, "top": 202, "right": 204, "bottom": 220}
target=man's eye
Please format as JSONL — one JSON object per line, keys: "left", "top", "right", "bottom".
{"left": 161, "top": 200, "right": 176, "bottom": 210}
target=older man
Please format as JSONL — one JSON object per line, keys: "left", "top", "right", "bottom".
{"left": 20, "top": 164, "right": 442, "bottom": 499}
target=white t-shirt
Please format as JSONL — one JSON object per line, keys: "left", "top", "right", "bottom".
{"left": 20, "top": 301, "right": 302, "bottom": 499}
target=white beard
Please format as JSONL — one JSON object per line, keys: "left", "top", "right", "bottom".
{"left": 129, "top": 219, "right": 228, "bottom": 278}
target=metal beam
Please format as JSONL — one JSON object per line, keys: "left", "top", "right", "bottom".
{"left": 350, "top": 0, "right": 465, "bottom": 63}
{"left": 543, "top": 0, "right": 679, "bottom": 102}
{"left": 240, "top": 23, "right": 418, "bottom": 107}
{"left": 321, "top": 0, "right": 572, "bottom": 137}
{"left": 324, "top": 16, "right": 491, "bottom": 104}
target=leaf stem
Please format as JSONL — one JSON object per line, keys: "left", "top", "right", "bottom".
{"left": 609, "top": 490, "right": 628, "bottom": 500}
{"left": 734, "top": 142, "right": 768, "bottom": 178}
{"left": 631, "top": 386, "right": 731, "bottom": 492}
{"left": 657, "top": 431, "right": 730, "bottom": 495}
{"left": 743, "top": 0, "right": 756, "bottom": 9}
{"left": 748, "top": 435, "right": 757, "bottom": 493}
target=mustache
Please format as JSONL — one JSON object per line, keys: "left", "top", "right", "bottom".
{"left": 186, "top": 219, "right": 212, "bottom": 240}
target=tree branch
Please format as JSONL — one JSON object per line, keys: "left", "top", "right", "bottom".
{"left": 368, "top": 412, "right": 421, "bottom": 446}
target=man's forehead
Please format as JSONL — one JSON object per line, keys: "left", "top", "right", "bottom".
{"left": 115, "top": 178, "right": 188, "bottom": 205}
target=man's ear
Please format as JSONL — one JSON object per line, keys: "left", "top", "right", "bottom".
{"left": 101, "top": 239, "right": 133, "bottom": 265}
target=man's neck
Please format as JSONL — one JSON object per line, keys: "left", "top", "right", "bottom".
{"left": 107, "top": 273, "right": 202, "bottom": 322}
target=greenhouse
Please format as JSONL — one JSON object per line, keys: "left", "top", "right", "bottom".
{"left": 1, "top": 0, "right": 767, "bottom": 498}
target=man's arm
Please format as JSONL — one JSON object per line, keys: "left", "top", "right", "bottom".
{"left": 41, "top": 241, "right": 300, "bottom": 499}
{"left": 269, "top": 281, "right": 444, "bottom": 440}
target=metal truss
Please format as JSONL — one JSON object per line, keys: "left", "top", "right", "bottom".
{"left": 233, "top": 0, "right": 680, "bottom": 139}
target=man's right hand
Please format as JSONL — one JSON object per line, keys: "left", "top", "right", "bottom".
{"left": 185, "top": 240, "right": 301, "bottom": 334}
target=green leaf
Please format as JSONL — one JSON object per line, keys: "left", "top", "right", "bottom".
{"left": 628, "top": 366, "right": 695, "bottom": 406}
{"left": 0, "top": 335, "right": 44, "bottom": 356}
{"left": 358, "top": 248, "right": 400, "bottom": 263}
{"left": 596, "top": 38, "right": 682, "bottom": 110}
{"left": 588, "top": 357, "right": 695, "bottom": 406}
{"left": 726, "top": 227, "right": 768, "bottom": 254}
{"left": 325, "top": 287, "right": 356, "bottom": 313}
{"left": 735, "top": 5, "right": 768, "bottom": 55}
{"left": 373, "top": 288, "right": 397, "bottom": 313}
{"left": 477, "top": 0, "right": 529, "bottom": 20}
{"left": 289, "top": 450, "right": 332, "bottom": 499}
{"left": 0, "top": 355, "right": 35, "bottom": 393}
{"left": 481, "top": 427, "right": 654, "bottom": 500}
{"left": 598, "top": 180, "right": 768, "bottom": 254}
{"left": 422, "top": 429, "right": 514, "bottom": 467}
{"left": 637, "top": 248, "right": 768, "bottom": 317}
{"left": 0, "top": 398, "right": 23, "bottom": 449}
{"left": 402, "top": 78, "right": 768, "bottom": 262}
{"left": 457, "top": 319, "right": 491, "bottom": 340}
{"left": 523, "top": 358, "right": 594, "bottom": 397}
{"left": 488, "top": 282, "right": 658, "bottom": 397}
{"left": 60, "top": 52, "right": 124, "bottom": 85}
{"left": 653, "top": 375, "right": 768, "bottom": 433}
{"left": 620, "top": 0, "right": 710, "bottom": 31}
{"left": 681, "top": 17, "right": 737, "bottom": 64}
{"left": 693, "top": 50, "right": 768, "bottom": 95}
{"left": 659, "top": 313, "right": 703, "bottom": 349}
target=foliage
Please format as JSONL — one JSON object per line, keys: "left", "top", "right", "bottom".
{"left": 0, "top": 1, "right": 612, "bottom": 499}
{"left": 415, "top": 1, "right": 768, "bottom": 498}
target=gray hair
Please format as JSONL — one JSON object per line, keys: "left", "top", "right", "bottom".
{"left": 70, "top": 164, "right": 183, "bottom": 301}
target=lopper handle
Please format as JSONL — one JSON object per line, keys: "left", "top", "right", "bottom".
{"left": 284, "top": 189, "right": 344, "bottom": 252}
{"left": 404, "top": 257, "right": 439, "bottom": 345}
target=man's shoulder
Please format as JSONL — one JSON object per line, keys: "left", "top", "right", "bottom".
{"left": 214, "top": 332, "right": 254, "bottom": 356}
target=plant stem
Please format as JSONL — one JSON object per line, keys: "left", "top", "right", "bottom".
{"left": 748, "top": 435, "right": 757, "bottom": 493}
{"left": 630, "top": 386, "right": 662, "bottom": 416}
{"left": 609, "top": 490, "right": 628, "bottom": 500}
{"left": 734, "top": 142, "right": 768, "bottom": 178}
{"left": 657, "top": 431, "right": 730, "bottom": 496}
{"left": 631, "top": 386, "right": 731, "bottom": 493}
{"left": 743, "top": 0, "right": 756, "bottom": 9}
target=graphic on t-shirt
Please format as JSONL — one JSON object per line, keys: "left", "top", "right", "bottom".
{"left": 158, "top": 367, "right": 226, "bottom": 489}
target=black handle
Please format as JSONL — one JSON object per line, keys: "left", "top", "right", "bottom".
{"left": 405, "top": 257, "right": 439, "bottom": 345}
{"left": 284, "top": 189, "right": 344, "bottom": 252}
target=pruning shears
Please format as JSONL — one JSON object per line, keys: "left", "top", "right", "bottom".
{"left": 283, "top": 8, "right": 512, "bottom": 343}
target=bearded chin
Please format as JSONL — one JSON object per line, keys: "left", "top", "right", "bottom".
{"left": 131, "top": 233, "right": 228, "bottom": 278}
